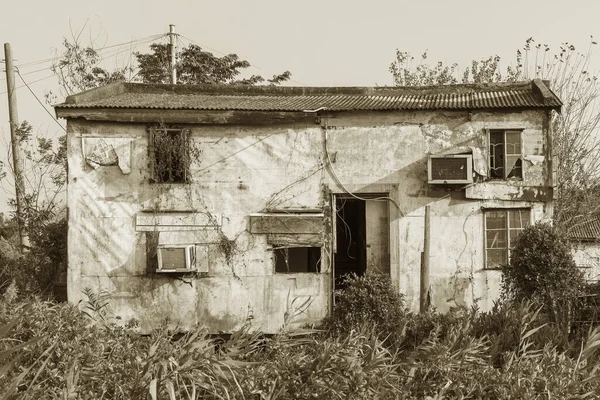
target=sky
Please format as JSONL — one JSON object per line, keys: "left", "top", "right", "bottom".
{"left": 0, "top": 0, "right": 599, "bottom": 212}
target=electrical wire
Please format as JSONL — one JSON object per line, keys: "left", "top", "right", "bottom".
{"left": 15, "top": 69, "right": 66, "bottom": 132}
{"left": 194, "top": 131, "right": 280, "bottom": 174}
{"left": 1, "top": 34, "right": 164, "bottom": 85}
{"left": 13, "top": 33, "right": 166, "bottom": 69}
{"left": 322, "top": 116, "right": 405, "bottom": 216}
{"left": 0, "top": 74, "right": 56, "bottom": 95}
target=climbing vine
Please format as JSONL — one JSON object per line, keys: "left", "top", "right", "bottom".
{"left": 147, "top": 124, "right": 201, "bottom": 184}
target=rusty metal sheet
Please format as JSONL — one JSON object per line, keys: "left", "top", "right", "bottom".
{"left": 55, "top": 81, "right": 562, "bottom": 112}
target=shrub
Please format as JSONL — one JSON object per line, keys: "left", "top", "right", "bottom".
{"left": 0, "top": 217, "right": 67, "bottom": 298}
{"left": 249, "top": 328, "right": 401, "bottom": 399}
{"left": 401, "top": 307, "right": 470, "bottom": 351}
{"left": 320, "top": 273, "right": 406, "bottom": 344}
{"left": 502, "top": 222, "right": 584, "bottom": 332}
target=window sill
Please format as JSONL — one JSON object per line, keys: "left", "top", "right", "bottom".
{"left": 156, "top": 268, "right": 197, "bottom": 273}
{"left": 274, "top": 272, "right": 321, "bottom": 275}
{"left": 466, "top": 182, "right": 552, "bottom": 202}
{"left": 148, "top": 180, "right": 191, "bottom": 185}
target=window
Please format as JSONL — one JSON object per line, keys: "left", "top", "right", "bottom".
{"left": 485, "top": 209, "right": 530, "bottom": 269}
{"left": 489, "top": 130, "right": 523, "bottom": 179}
{"left": 274, "top": 247, "right": 321, "bottom": 273}
{"left": 156, "top": 244, "right": 196, "bottom": 272}
{"left": 148, "top": 126, "right": 190, "bottom": 183}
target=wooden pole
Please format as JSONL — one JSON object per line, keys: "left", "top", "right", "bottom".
{"left": 3, "top": 43, "right": 30, "bottom": 252}
{"left": 420, "top": 205, "right": 430, "bottom": 312}
{"left": 169, "top": 25, "right": 177, "bottom": 84}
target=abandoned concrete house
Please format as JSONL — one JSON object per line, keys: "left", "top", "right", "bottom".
{"left": 54, "top": 79, "right": 561, "bottom": 333}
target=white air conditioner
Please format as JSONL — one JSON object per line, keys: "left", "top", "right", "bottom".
{"left": 156, "top": 244, "right": 196, "bottom": 273}
{"left": 428, "top": 154, "right": 473, "bottom": 184}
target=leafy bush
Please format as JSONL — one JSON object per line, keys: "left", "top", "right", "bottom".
{"left": 503, "top": 222, "right": 583, "bottom": 301}
{"left": 320, "top": 273, "right": 406, "bottom": 344}
{"left": 502, "top": 222, "right": 584, "bottom": 332}
{"left": 0, "top": 297, "right": 262, "bottom": 399}
{"left": 250, "top": 328, "right": 401, "bottom": 399}
{"left": 401, "top": 307, "right": 471, "bottom": 351}
{"left": 470, "top": 301, "right": 568, "bottom": 366}
{"left": 0, "top": 217, "right": 67, "bottom": 298}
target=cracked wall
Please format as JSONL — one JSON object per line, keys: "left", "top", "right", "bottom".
{"left": 66, "top": 107, "right": 553, "bottom": 332}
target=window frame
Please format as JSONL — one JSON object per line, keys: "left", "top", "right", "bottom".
{"left": 488, "top": 129, "right": 524, "bottom": 180}
{"left": 273, "top": 246, "right": 322, "bottom": 274}
{"left": 483, "top": 208, "right": 531, "bottom": 270}
{"left": 148, "top": 126, "right": 191, "bottom": 184}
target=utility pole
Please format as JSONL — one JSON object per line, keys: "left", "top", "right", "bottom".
{"left": 3, "top": 43, "right": 30, "bottom": 252}
{"left": 169, "top": 24, "right": 177, "bottom": 84}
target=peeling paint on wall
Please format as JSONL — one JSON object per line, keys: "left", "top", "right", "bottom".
{"left": 66, "top": 108, "right": 553, "bottom": 332}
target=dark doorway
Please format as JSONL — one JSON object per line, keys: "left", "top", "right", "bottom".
{"left": 334, "top": 196, "right": 390, "bottom": 289}
{"left": 334, "top": 198, "right": 366, "bottom": 287}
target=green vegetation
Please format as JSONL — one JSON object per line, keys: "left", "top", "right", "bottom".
{"left": 1, "top": 272, "right": 600, "bottom": 399}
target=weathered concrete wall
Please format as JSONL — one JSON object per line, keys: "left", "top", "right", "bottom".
{"left": 572, "top": 242, "right": 600, "bottom": 282}
{"left": 67, "top": 107, "right": 552, "bottom": 332}
{"left": 322, "top": 109, "right": 551, "bottom": 312}
{"left": 68, "top": 121, "right": 329, "bottom": 333}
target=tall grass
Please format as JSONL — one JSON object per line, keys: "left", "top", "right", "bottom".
{"left": 2, "top": 284, "right": 600, "bottom": 398}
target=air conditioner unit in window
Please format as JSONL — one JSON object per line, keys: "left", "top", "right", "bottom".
{"left": 156, "top": 244, "right": 196, "bottom": 273}
{"left": 428, "top": 154, "right": 473, "bottom": 184}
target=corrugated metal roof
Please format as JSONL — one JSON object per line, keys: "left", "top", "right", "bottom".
{"left": 54, "top": 80, "right": 562, "bottom": 112}
{"left": 567, "top": 216, "right": 600, "bottom": 241}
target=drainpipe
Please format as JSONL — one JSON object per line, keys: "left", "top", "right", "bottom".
{"left": 420, "top": 205, "right": 431, "bottom": 312}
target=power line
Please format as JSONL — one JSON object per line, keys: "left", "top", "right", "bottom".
{"left": 15, "top": 69, "right": 66, "bottom": 132}
{"left": 0, "top": 74, "right": 55, "bottom": 95}
{"left": 0, "top": 34, "right": 164, "bottom": 86}
{"left": 0, "top": 34, "right": 166, "bottom": 84}
{"left": 13, "top": 33, "right": 167, "bottom": 69}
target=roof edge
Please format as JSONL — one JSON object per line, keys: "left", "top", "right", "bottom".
{"left": 113, "top": 81, "right": 539, "bottom": 97}
{"left": 64, "top": 81, "right": 127, "bottom": 104}
{"left": 532, "top": 79, "right": 562, "bottom": 108}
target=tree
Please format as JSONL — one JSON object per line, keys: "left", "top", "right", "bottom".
{"left": 390, "top": 39, "right": 600, "bottom": 229}
{"left": 135, "top": 43, "right": 291, "bottom": 85}
{"left": 0, "top": 121, "right": 68, "bottom": 295}
{"left": 51, "top": 35, "right": 292, "bottom": 97}
{"left": 51, "top": 38, "right": 129, "bottom": 97}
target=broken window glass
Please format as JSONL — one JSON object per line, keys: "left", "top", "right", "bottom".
{"left": 489, "top": 130, "right": 523, "bottom": 180}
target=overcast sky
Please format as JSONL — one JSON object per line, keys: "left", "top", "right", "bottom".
{"left": 0, "top": 0, "right": 599, "bottom": 212}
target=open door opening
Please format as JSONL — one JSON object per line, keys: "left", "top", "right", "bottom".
{"left": 334, "top": 196, "right": 390, "bottom": 289}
